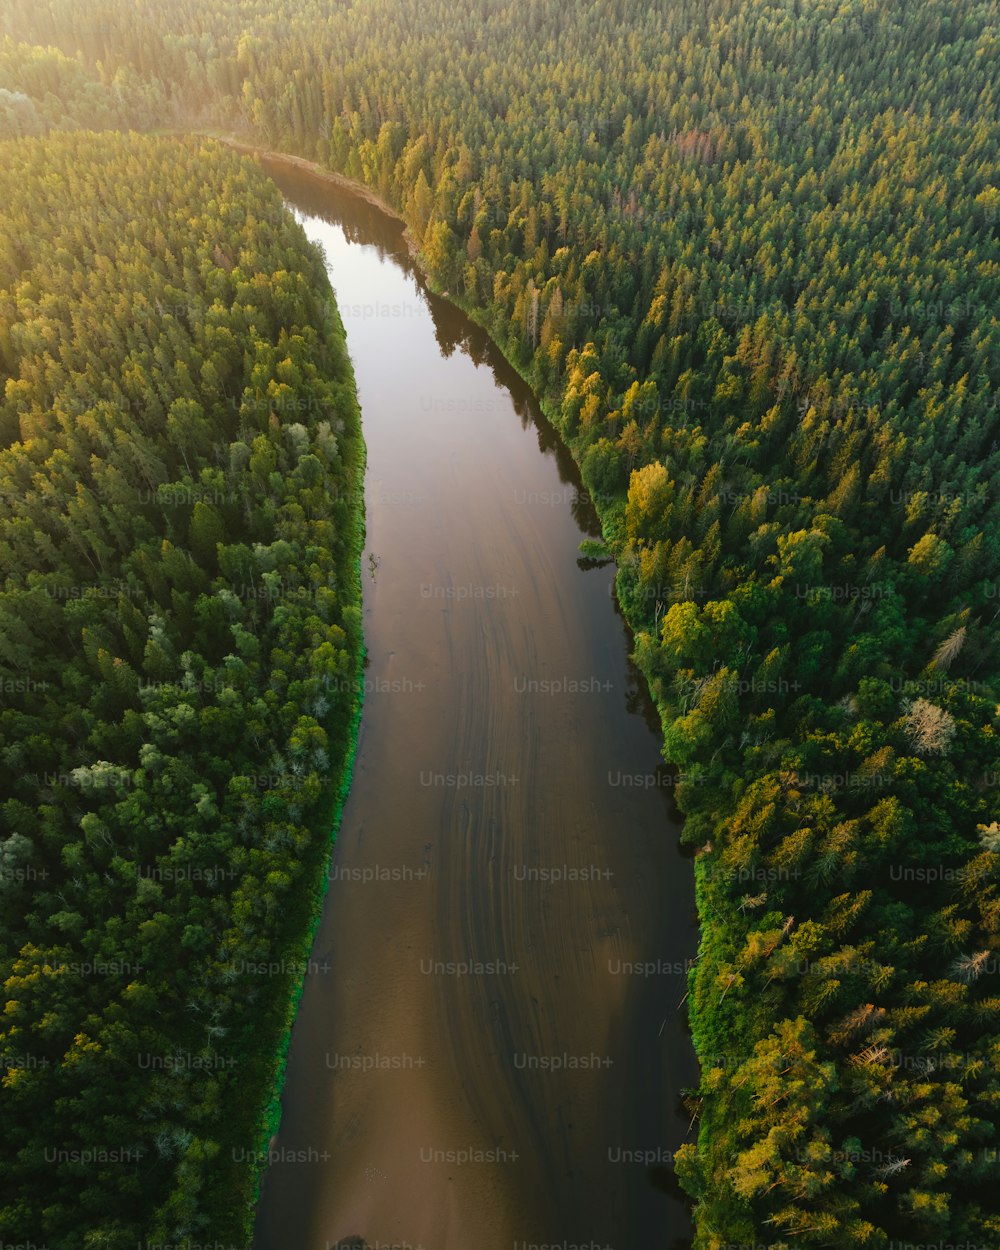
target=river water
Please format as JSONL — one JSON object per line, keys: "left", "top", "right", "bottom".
{"left": 252, "top": 157, "right": 697, "bottom": 1250}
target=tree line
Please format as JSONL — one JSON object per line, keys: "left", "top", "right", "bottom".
{"left": 0, "top": 129, "right": 365, "bottom": 1246}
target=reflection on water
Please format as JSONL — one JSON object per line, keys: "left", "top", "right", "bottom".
{"left": 252, "top": 154, "right": 698, "bottom": 1250}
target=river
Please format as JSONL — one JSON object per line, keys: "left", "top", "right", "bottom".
{"left": 251, "top": 156, "right": 698, "bottom": 1250}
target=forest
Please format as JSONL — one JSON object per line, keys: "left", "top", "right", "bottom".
{"left": 2, "top": 0, "right": 1000, "bottom": 1246}
{"left": 0, "top": 130, "right": 365, "bottom": 1243}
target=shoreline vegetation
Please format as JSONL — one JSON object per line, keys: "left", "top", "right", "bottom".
{"left": 246, "top": 376, "right": 367, "bottom": 1223}
{"left": 211, "top": 126, "right": 1000, "bottom": 1240}
{"left": 219, "top": 134, "right": 423, "bottom": 262}
{"left": 201, "top": 119, "right": 1000, "bottom": 1248}
{"left": 208, "top": 126, "right": 704, "bottom": 1214}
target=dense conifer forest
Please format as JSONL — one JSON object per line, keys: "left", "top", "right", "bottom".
{"left": 2, "top": 1, "right": 999, "bottom": 1246}
{"left": 0, "top": 130, "right": 365, "bottom": 1243}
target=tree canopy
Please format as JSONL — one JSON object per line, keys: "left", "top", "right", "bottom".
{"left": 0, "top": 130, "right": 365, "bottom": 1247}
{"left": 2, "top": 1, "right": 999, "bottom": 1245}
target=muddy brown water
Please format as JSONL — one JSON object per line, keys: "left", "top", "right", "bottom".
{"left": 251, "top": 156, "right": 698, "bottom": 1250}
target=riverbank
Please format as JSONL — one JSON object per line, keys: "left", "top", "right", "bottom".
{"left": 241, "top": 325, "right": 368, "bottom": 1230}
{"left": 203, "top": 132, "right": 423, "bottom": 261}
{"left": 248, "top": 156, "right": 697, "bottom": 1248}
{"left": 189, "top": 132, "right": 699, "bottom": 1238}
